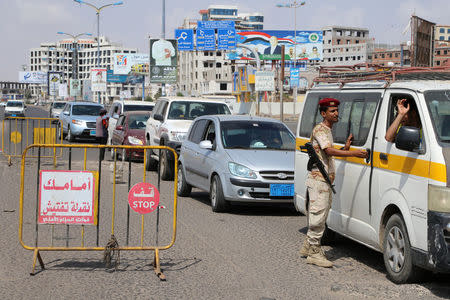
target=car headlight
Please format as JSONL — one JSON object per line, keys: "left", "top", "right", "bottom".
{"left": 169, "top": 131, "right": 187, "bottom": 142}
{"left": 428, "top": 184, "right": 450, "bottom": 213}
{"left": 228, "top": 162, "right": 257, "bottom": 179}
{"left": 71, "top": 119, "right": 83, "bottom": 125}
{"left": 128, "top": 136, "right": 144, "bottom": 145}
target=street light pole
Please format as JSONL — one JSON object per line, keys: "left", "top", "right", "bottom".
{"left": 73, "top": 0, "right": 124, "bottom": 103}
{"left": 57, "top": 32, "right": 92, "bottom": 100}
{"left": 276, "top": 1, "right": 305, "bottom": 119}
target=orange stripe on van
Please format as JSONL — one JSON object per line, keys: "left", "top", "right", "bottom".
{"left": 296, "top": 137, "right": 447, "bottom": 183}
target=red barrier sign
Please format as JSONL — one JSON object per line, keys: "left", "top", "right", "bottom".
{"left": 128, "top": 182, "right": 160, "bottom": 214}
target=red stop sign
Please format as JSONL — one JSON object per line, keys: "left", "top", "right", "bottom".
{"left": 128, "top": 182, "right": 160, "bottom": 214}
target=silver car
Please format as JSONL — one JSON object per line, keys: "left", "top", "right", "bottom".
{"left": 58, "top": 102, "right": 104, "bottom": 142}
{"left": 49, "top": 101, "right": 67, "bottom": 119}
{"left": 178, "top": 115, "right": 296, "bottom": 212}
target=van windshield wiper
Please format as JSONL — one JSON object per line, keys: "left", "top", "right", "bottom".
{"left": 226, "top": 145, "right": 249, "bottom": 149}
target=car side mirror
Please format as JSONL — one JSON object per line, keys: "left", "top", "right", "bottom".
{"left": 154, "top": 114, "right": 164, "bottom": 122}
{"left": 199, "top": 140, "right": 213, "bottom": 150}
{"left": 116, "top": 125, "right": 124, "bottom": 131}
{"left": 395, "top": 126, "right": 422, "bottom": 153}
{"left": 63, "top": 111, "right": 69, "bottom": 116}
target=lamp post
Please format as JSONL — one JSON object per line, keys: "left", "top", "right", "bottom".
{"left": 73, "top": 0, "right": 123, "bottom": 103}
{"left": 57, "top": 32, "right": 92, "bottom": 80}
{"left": 276, "top": 1, "right": 306, "bottom": 119}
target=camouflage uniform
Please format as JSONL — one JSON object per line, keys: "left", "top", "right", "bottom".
{"left": 306, "top": 122, "right": 335, "bottom": 246}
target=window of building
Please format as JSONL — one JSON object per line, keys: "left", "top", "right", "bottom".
{"left": 448, "top": 29, "right": 450, "bottom": 33}
{"left": 340, "top": 57, "right": 343, "bottom": 61}
{"left": 346, "top": 40, "right": 350, "bottom": 44}
{"left": 216, "top": 62, "right": 222, "bottom": 68}
{"left": 437, "top": 60, "right": 441, "bottom": 66}
{"left": 374, "top": 54, "right": 378, "bottom": 59}
{"left": 216, "top": 51, "right": 222, "bottom": 56}
{"left": 381, "top": 54, "right": 385, "bottom": 58}
{"left": 440, "top": 28, "right": 445, "bottom": 33}
{"left": 444, "top": 50, "right": 448, "bottom": 55}
{"left": 437, "top": 50, "right": 441, "bottom": 55}
{"left": 204, "top": 51, "right": 208, "bottom": 56}
{"left": 337, "top": 39, "right": 341, "bottom": 45}
{"left": 389, "top": 53, "right": 392, "bottom": 58}
{"left": 440, "top": 36, "right": 445, "bottom": 40}
{"left": 328, "top": 39, "right": 331, "bottom": 44}
{"left": 355, "top": 40, "right": 360, "bottom": 44}
{"left": 220, "top": 83, "right": 227, "bottom": 91}
{"left": 203, "top": 62, "right": 208, "bottom": 68}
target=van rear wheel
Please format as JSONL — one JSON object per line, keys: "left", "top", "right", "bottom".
{"left": 383, "top": 214, "right": 422, "bottom": 283}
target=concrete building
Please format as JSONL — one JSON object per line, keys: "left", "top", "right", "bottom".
{"left": 178, "top": 5, "right": 264, "bottom": 96}
{"left": 0, "top": 82, "right": 31, "bottom": 101}
{"left": 29, "top": 36, "right": 140, "bottom": 103}
{"left": 435, "top": 25, "right": 450, "bottom": 42}
{"left": 321, "top": 26, "right": 373, "bottom": 66}
{"left": 371, "top": 43, "right": 411, "bottom": 67}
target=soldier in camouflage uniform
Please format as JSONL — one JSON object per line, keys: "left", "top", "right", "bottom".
{"left": 300, "top": 98, "right": 368, "bottom": 268}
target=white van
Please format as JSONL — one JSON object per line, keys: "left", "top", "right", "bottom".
{"left": 107, "top": 100, "right": 155, "bottom": 145}
{"left": 295, "top": 69, "right": 450, "bottom": 283}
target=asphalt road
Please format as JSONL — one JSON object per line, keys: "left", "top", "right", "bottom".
{"left": 0, "top": 105, "right": 449, "bottom": 299}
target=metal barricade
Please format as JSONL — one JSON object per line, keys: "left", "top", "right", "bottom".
{"left": 1, "top": 117, "right": 63, "bottom": 165}
{"left": 19, "top": 144, "right": 178, "bottom": 280}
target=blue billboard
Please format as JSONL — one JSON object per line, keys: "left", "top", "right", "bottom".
{"left": 217, "top": 28, "right": 236, "bottom": 50}
{"left": 226, "top": 30, "right": 323, "bottom": 61}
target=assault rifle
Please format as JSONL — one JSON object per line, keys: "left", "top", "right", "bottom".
{"left": 300, "top": 142, "right": 336, "bottom": 194}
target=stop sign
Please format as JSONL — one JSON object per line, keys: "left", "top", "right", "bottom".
{"left": 128, "top": 182, "right": 160, "bottom": 214}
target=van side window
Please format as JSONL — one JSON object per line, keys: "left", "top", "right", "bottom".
{"left": 333, "top": 93, "right": 380, "bottom": 146}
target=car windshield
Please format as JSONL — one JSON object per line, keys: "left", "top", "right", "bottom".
{"left": 7, "top": 102, "right": 23, "bottom": 107}
{"left": 124, "top": 104, "right": 154, "bottom": 112}
{"left": 221, "top": 121, "right": 295, "bottom": 150}
{"left": 167, "top": 101, "right": 230, "bottom": 120}
{"left": 425, "top": 90, "right": 450, "bottom": 143}
{"left": 53, "top": 103, "right": 66, "bottom": 109}
{"left": 72, "top": 105, "right": 103, "bottom": 116}
{"left": 128, "top": 114, "right": 150, "bottom": 129}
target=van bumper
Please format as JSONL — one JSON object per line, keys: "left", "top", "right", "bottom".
{"left": 413, "top": 212, "right": 450, "bottom": 273}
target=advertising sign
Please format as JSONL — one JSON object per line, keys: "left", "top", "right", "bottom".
{"left": 18, "top": 71, "right": 47, "bottom": 84}
{"left": 69, "top": 79, "right": 81, "bottom": 97}
{"left": 197, "top": 28, "right": 216, "bottom": 51}
{"left": 197, "top": 20, "right": 235, "bottom": 29}
{"left": 175, "top": 29, "right": 194, "bottom": 51}
{"left": 91, "top": 68, "right": 107, "bottom": 92}
{"left": 128, "top": 182, "right": 160, "bottom": 215}
{"left": 218, "top": 28, "right": 236, "bottom": 50}
{"left": 290, "top": 68, "right": 300, "bottom": 87}
{"left": 113, "top": 53, "right": 149, "bottom": 75}
{"left": 48, "top": 72, "right": 62, "bottom": 96}
{"left": 255, "top": 71, "right": 275, "bottom": 92}
{"left": 59, "top": 83, "right": 68, "bottom": 98}
{"left": 107, "top": 70, "right": 144, "bottom": 84}
{"left": 82, "top": 80, "right": 92, "bottom": 101}
{"left": 39, "top": 170, "right": 98, "bottom": 224}
{"left": 226, "top": 30, "right": 323, "bottom": 61}
{"left": 149, "top": 39, "right": 177, "bottom": 83}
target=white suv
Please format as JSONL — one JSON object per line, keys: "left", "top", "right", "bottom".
{"left": 145, "top": 97, "right": 231, "bottom": 180}
{"left": 107, "top": 100, "right": 155, "bottom": 146}
{"left": 5, "top": 100, "right": 26, "bottom": 117}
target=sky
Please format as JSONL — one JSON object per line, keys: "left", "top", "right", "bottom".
{"left": 1, "top": 0, "right": 448, "bottom": 81}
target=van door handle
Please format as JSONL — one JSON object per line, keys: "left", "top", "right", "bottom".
{"left": 365, "top": 148, "right": 371, "bottom": 164}
{"left": 379, "top": 153, "right": 388, "bottom": 161}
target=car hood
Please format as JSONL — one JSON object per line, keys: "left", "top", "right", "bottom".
{"left": 127, "top": 128, "right": 145, "bottom": 139}
{"left": 6, "top": 107, "right": 24, "bottom": 111}
{"left": 71, "top": 115, "right": 98, "bottom": 122}
{"left": 165, "top": 120, "right": 193, "bottom": 132}
{"left": 225, "top": 149, "right": 294, "bottom": 171}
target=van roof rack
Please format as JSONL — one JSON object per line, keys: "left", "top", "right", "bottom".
{"left": 314, "top": 64, "right": 450, "bottom": 85}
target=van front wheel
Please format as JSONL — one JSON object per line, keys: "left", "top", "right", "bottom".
{"left": 383, "top": 214, "right": 422, "bottom": 283}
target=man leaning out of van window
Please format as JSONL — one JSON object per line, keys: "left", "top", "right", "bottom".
{"left": 385, "top": 98, "right": 422, "bottom": 142}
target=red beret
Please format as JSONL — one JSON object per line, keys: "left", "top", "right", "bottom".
{"left": 319, "top": 98, "right": 340, "bottom": 107}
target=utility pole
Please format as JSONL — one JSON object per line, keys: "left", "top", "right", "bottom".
{"left": 280, "top": 45, "right": 285, "bottom": 122}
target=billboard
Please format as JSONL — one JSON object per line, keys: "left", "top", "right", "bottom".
{"left": 149, "top": 39, "right": 177, "bottom": 84}
{"left": 59, "top": 84, "right": 68, "bottom": 98}
{"left": 226, "top": 30, "right": 323, "bottom": 61}
{"left": 91, "top": 68, "right": 107, "bottom": 92}
{"left": 48, "top": 72, "right": 62, "bottom": 96}
{"left": 19, "top": 71, "right": 47, "bottom": 84}
{"left": 107, "top": 70, "right": 144, "bottom": 84}
{"left": 70, "top": 79, "right": 81, "bottom": 97}
{"left": 113, "top": 53, "right": 149, "bottom": 75}
{"left": 411, "top": 15, "right": 435, "bottom": 67}
{"left": 82, "top": 80, "right": 92, "bottom": 101}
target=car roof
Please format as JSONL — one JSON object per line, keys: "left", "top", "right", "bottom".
{"left": 69, "top": 102, "right": 103, "bottom": 106}
{"left": 113, "top": 100, "right": 155, "bottom": 105}
{"left": 157, "top": 97, "right": 227, "bottom": 104}
{"left": 198, "top": 114, "right": 285, "bottom": 123}
{"left": 122, "top": 111, "right": 152, "bottom": 116}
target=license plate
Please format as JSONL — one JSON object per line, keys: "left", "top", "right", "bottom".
{"left": 12, "top": 114, "right": 16, "bottom": 117}
{"left": 90, "top": 130, "right": 96, "bottom": 136}
{"left": 270, "top": 184, "right": 294, "bottom": 197}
